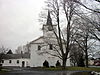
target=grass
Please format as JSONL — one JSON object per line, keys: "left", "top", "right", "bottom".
{"left": 0, "top": 68, "right": 10, "bottom": 73}
{"left": 67, "top": 67, "right": 100, "bottom": 72}
{"left": 71, "top": 72, "right": 90, "bottom": 75}
{"left": 0, "top": 70, "right": 7, "bottom": 73}
{"left": 41, "top": 67, "right": 100, "bottom": 72}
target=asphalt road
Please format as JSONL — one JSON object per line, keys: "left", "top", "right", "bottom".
{"left": 0, "top": 71, "right": 75, "bottom": 75}
{"left": 0, "top": 67, "right": 91, "bottom": 75}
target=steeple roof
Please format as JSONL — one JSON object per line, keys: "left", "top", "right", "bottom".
{"left": 46, "top": 10, "right": 52, "bottom": 25}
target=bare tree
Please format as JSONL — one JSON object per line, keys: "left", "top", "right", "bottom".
{"left": 73, "top": 17, "right": 98, "bottom": 67}
{"left": 72, "top": 0, "right": 100, "bottom": 13}
{"left": 74, "top": 7, "right": 100, "bottom": 42}
{"left": 70, "top": 43, "right": 85, "bottom": 67}
{"left": 95, "top": 0, "right": 100, "bottom": 2}
{"left": 39, "top": 0, "right": 80, "bottom": 68}
{"left": 0, "top": 46, "right": 9, "bottom": 70}
{"left": 0, "top": 46, "right": 9, "bottom": 61}
{"left": 89, "top": 12, "right": 100, "bottom": 42}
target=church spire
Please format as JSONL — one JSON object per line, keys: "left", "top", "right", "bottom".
{"left": 46, "top": 10, "right": 52, "bottom": 25}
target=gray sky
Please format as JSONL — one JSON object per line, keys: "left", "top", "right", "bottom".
{"left": 0, "top": 0, "right": 99, "bottom": 52}
{"left": 0, "top": 0, "right": 45, "bottom": 51}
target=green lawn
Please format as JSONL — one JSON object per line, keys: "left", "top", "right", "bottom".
{"left": 67, "top": 67, "right": 100, "bottom": 72}
{"left": 0, "top": 69, "right": 10, "bottom": 73}
{"left": 42, "top": 67, "right": 100, "bottom": 72}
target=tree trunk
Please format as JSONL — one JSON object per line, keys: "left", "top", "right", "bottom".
{"left": 74, "top": 63, "right": 75, "bottom": 66}
{"left": 85, "top": 34, "right": 88, "bottom": 68}
{"left": 62, "top": 53, "right": 67, "bottom": 69}
{"left": 85, "top": 50, "right": 88, "bottom": 67}
{"left": 62, "top": 58, "right": 66, "bottom": 69}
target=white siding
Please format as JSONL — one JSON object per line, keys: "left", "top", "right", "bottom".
{"left": 30, "top": 38, "right": 71, "bottom": 67}
{"left": 2, "top": 58, "right": 30, "bottom": 67}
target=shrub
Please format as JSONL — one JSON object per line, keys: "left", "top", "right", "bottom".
{"left": 43, "top": 60, "right": 49, "bottom": 68}
{"left": 0, "top": 64, "right": 2, "bottom": 71}
{"left": 56, "top": 60, "right": 61, "bottom": 67}
{"left": 50, "top": 66, "right": 55, "bottom": 68}
{"left": 77, "top": 57, "right": 85, "bottom": 67}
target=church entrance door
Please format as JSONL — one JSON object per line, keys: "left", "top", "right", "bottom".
{"left": 22, "top": 61, "right": 25, "bottom": 67}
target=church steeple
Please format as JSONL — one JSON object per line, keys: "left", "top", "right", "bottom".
{"left": 46, "top": 10, "right": 52, "bottom": 26}
{"left": 46, "top": 11, "right": 53, "bottom": 31}
{"left": 42, "top": 11, "right": 57, "bottom": 38}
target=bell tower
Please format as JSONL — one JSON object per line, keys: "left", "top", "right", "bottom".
{"left": 42, "top": 11, "right": 57, "bottom": 38}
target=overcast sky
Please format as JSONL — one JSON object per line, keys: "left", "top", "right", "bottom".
{"left": 0, "top": 0, "right": 99, "bottom": 52}
{"left": 0, "top": 0, "right": 45, "bottom": 51}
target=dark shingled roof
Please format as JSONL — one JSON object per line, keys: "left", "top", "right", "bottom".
{"left": 2, "top": 54, "right": 30, "bottom": 59}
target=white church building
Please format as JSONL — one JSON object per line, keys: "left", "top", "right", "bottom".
{"left": 1, "top": 11, "right": 70, "bottom": 67}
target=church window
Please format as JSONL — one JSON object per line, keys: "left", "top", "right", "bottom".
{"left": 2, "top": 60, "right": 4, "bottom": 63}
{"left": 38, "top": 45, "right": 41, "bottom": 50}
{"left": 49, "top": 44, "right": 53, "bottom": 50}
{"left": 17, "top": 60, "right": 19, "bottom": 64}
{"left": 9, "top": 60, "right": 12, "bottom": 63}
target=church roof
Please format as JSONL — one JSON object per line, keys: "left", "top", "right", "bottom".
{"left": 29, "top": 36, "right": 44, "bottom": 44}
{"left": 2, "top": 54, "right": 30, "bottom": 59}
{"left": 29, "top": 35, "right": 59, "bottom": 44}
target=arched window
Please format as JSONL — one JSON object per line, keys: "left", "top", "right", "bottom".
{"left": 17, "top": 60, "right": 19, "bottom": 64}
{"left": 38, "top": 45, "right": 41, "bottom": 50}
{"left": 9, "top": 60, "right": 12, "bottom": 63}
{"left": 2, "top": 60, "right": 4, "bottom": 63}
{"left": 49, "top": 44, "right": 53, "bottom": 50}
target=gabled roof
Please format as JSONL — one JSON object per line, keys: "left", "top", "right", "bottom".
{"left": 6, "top": 50, "right": 13, "bottom": 54}
{"left": 29, "top": 36, "right": 44, "bottom": 44}
{"left": 29, "top": 35, "right": 66, "bottom": 45}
